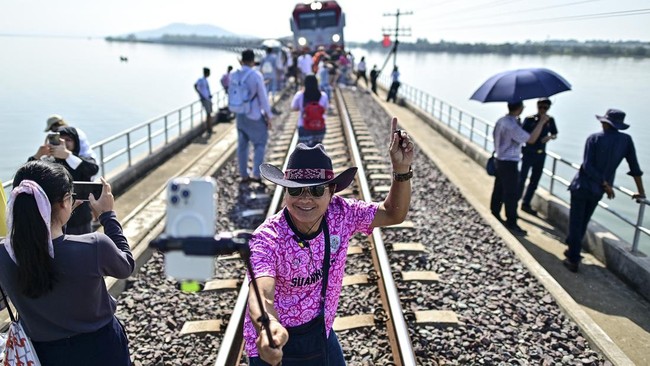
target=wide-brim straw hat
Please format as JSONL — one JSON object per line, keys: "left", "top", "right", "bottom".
{"left": 260, "top": 143, "right": 357, "bottom": 193}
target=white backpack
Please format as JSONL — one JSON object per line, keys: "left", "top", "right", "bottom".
{"left": 228, "top": 69, "right": 257, "bottom": 114}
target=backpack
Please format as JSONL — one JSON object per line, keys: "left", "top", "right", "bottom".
{"left": 302, "top": 101, "right": 325, "bottom": 131}
{"left": 228, "top": 69, "right": 257, "bottom": 114}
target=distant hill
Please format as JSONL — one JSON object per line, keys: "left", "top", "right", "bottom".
{"left": 117, "top": 23, "right": 251, "bottom": 40}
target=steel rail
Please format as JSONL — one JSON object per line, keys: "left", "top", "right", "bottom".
{"left": 336, "top": 90, "right": 417, "bottom": 366}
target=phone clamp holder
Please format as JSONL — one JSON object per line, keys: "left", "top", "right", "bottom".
{"left": 149, "top": 230, "right": 277, "bottom": 349}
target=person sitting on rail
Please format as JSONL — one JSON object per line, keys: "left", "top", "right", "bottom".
{"left": 0, "top": 160, "right": 134, "bottom": 366}
{"left": 30, "top": 126, "right": 99, "bottom": 234}
{"left": 291, "top": 74, "right": 329, "bottom": 147}
{"left": 244, "top": 118, "right": 414, "bottom": 366}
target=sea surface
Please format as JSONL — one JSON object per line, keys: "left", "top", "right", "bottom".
{"left": 1, "top": 36, "right": 647, "bottom": 252}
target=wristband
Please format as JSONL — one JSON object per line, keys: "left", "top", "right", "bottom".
{"left": 393, "top": 167, "right": 413, "bottom": 182}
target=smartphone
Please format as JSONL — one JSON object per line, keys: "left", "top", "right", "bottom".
{"left": 47, "top": 132, "right": 61, "bottom": 145}
{"left": 72, "top": 181, "right": 103, "bottom": 201}
{"left": 163, "top": 177, "right": 218, "bottom": 281}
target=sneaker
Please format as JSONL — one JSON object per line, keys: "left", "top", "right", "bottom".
{"left": 521, "top": 205, "right": 538, "bottom": 216}
{"left": 505, "top": 223, "right": 527, "bottom": 236}
{"left": 563, "top": 258, "right": 579, "bottom": 273}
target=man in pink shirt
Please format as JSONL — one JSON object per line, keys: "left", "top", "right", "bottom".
{"left": 244, "top": 117, "right": 414, "bottom": 365}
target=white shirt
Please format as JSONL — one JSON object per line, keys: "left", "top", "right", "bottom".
{"left": 195, "top": 77, "right": 211, "bottom": 100}
{"left": 297, "top": 54, "right": 314, "bottom": 75}
{"left": 240, "top": 65, "right": 273, "bottom": 121}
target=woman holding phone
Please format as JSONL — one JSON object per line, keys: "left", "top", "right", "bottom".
{"left": 0, "top": 160, "right": 134, "bottom": 365}
{"left": 30, "top": 126, "right": 99, "bottom": 234}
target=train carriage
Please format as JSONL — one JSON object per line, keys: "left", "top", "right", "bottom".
{"left": 290, "top": 1, "right": 345, "bottom": 52}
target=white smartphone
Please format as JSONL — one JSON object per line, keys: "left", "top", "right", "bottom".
{"left": 163, "top": 177, "right": 218, "bottom": 281}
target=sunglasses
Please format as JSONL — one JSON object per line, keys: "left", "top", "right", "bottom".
{"left": 286, "top": 185, "right": 328, "bottom": 197}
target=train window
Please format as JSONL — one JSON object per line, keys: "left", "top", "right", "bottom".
{"left": 298, "top": 13, "right": 318, "bottom": 29}
{"left": 318, "top": 11, "right": 337, "bottom": 27}
{"left": 298, "top": 10, "right": 337, "bottom": 29}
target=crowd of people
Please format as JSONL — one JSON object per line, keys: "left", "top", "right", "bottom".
{"left": 195, "top": 46, "right": 377, "bottom": 184}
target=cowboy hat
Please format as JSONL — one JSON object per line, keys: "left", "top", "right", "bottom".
{"left": 596, "top": 108, "right": 629, "bottom": 130}
{"left": 260, "top": 143, "right": 357, "bottom": 193}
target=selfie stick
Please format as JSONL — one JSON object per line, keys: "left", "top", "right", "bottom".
{"left": 150, "top": 231, "right": 277, "bottom": 349}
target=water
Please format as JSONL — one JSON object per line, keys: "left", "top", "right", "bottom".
{"left": 0, "top": 36, "right": 236, "bottom": 180}
{"left": 1, "top": 36, "right": 647, "bottom": 251}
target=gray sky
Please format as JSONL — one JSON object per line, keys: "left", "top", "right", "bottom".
{"left": 1, "top": 0, "right": 649, "bottom": 43}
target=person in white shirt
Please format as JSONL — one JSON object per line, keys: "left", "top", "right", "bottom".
{"left": 194, "top": 67, "right": 213, "bottom": 136}
{"left": 235, "top": 49, "right": 274, "bottom": 184}
{"left": 355, "top": 56, "right": 368, "bottom": 88}
{"left": 297, "top": 50, "right": 314, "bottom": 86}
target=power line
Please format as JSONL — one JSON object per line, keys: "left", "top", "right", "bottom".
{"left": 419, "top": 0, "right": 525, "bottom": 21}
{"left": 420, "top": 0, "right": 602, "bottom": 25}
{"left": 426, "top": 8, "right": 650, "bottom": 31}
{"left": 411, "top": 0, "right": 456, "bottom": 13}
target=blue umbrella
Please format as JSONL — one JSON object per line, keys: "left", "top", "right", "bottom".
{"left": 470, "top": 67, "right": 571, "bottom": 103}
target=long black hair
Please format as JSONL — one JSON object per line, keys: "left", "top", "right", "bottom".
{"left": 10, "top": 160, "right": 73, "bottom": 298}
{"left": 303, "top": 74, "right": 321, "bottom": 105}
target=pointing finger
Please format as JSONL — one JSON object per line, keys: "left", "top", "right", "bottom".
{"left": 390, "top": 117, "right": 398, "bottom": 133}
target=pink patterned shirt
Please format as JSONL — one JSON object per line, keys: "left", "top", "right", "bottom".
{"left": 243, "top": 195, "right": 379, "bottom": 357}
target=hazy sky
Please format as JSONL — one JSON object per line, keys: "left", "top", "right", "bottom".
{"left": 1, "top": 0, "right": 649, "bottom": 43}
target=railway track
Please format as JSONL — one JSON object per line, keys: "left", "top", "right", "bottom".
{"left": 213, "top": 88, "right": 435, "bottom": 366}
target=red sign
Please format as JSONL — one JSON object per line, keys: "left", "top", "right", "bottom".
{"left": 382, "top": 34, "right": 391, "bottom": 47}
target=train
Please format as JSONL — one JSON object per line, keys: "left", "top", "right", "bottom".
{"left": 289, "top": 1, "right": 346, "bottom": 52}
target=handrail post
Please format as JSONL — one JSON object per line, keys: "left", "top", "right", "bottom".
{"left": 164, "top": 116, "right": 169, "bottom": 144}
{"left": 179, "top": 109, "right": 183, "bottom": 136}
{"left": 469, "top": 117, "right": 475, "bottom": 143}
{"left": 632, "top": 203, "right": 646, "bottom": 253}
{"left": 190, "top": 104, "right": 194, "bottom": 128}
{"left": 99, "top": 145, "right": 105, "bottom": 178}
{"left": 147, "top": 123, "right": 152, "bottom": 154}
{"left": 447, "top": 105, "right": 452, "bottom": 126}
{"left": 458, "top": 110, "right": 463, "bottom": 133}
{"left": 439, "top": 100, "right": 443, "bottom": 120}
{"left": 126, "top": 133, "right": 132, "bottom": 167}
{"left": 484, "top": 124, "right": 490, "bottom": 151}
{"left": 550, "top": 158, "right": 558, "bottom": 195}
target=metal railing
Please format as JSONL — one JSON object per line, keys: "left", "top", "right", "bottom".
{"left": 380, "top": 75, "right": 649, "bottom": 253}
{"left": 2, "top": 91, "right": 227, "bottom": 193}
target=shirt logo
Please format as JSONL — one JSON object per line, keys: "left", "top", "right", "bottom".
{"left": 330, "top": 235, "right": 340, "bottom": 253}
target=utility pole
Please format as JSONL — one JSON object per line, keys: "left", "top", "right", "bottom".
{"left": 382, "top": 9, "right": 412, "bottom": 69}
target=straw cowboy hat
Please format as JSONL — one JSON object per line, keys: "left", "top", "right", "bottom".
{"left": 260, "top": 143, "right": 357, "bottom": 192}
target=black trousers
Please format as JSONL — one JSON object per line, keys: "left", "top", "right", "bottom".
{"left": 490, "top": 160, "right": 520, "bottom": 226}
{"left": 387, "top": 81, "right": 400, "bottom": 102}
{"left": 518, "top": 151, "right": 546, "bottom": 206}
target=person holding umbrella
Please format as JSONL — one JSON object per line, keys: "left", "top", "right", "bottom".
{"left": 518, "top": 98, "right": 558, "bottom": 215}
{"left": 490, "top": 101, "right": 548, "bottom": 236}
{"left": 563, "top": 109, "right": 645, "bottom": 272}
{"left": 470, "top": 67, "right": 572, "bottom": 236}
